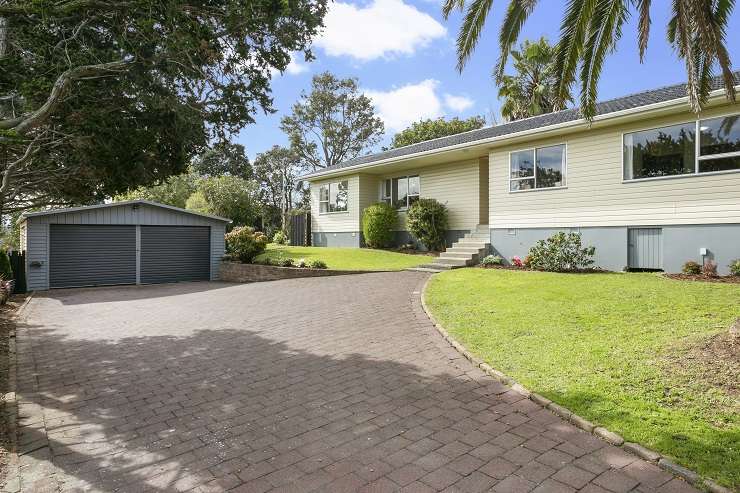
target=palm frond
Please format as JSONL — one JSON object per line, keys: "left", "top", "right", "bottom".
{"left": 494, "top": 0, "right": 539, "bottom": 82}
{"left": 634, "top": 0, "right": 651, "bottom": 62}
{"left": 689, "top": 0, "right": 736, "bottom": 104}
{"left": 442, "top": 0, "right": 467, "bottom": 20}
{"left": 456, "top": 0, "right": 495, "bottom": 72}
{"left": 670, "top": 0, "right": 701, "bottom": 112}
{"left": 579, "top": 0, "right": 629, "bottom": 119}
{"left": 552, "top": 0, "right": 598, "bottom": 109}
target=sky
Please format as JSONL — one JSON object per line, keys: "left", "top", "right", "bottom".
{"left": 237, "top": 0, "right": 740, "bottom": 161}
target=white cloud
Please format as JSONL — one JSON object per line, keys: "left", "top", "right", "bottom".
{"left": 285, "top": 58, "right": 309, "bottom": 75}
{"left": 443, "top": 93, "right": 474, "bottom": 112}
{"left": 365, "top": 80, "right": 476, "bottom": 131}
{"left": 315, "top": 0, "right": 446, "bottom": 61}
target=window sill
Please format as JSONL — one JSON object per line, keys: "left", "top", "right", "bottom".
{"left": 319, "top": 211, "right": 350, "bottom": 216}
{"left": 509, "top": 185, "right": 568, "bottom": 194}
{"left": 622, "top": 168, "right": 740, "bottom": 183}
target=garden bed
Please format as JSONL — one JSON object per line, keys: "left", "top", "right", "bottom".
{"left": 664, "top": 273, "right": 740, "bottom": 284}
{"left": 219, "top": 261, "right": 374, "bottom": 283}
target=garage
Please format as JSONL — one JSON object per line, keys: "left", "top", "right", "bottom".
{"left": 19, "top": 200, "right": 231, "bottom": 290}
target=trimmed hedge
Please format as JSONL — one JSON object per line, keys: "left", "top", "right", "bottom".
{"left": 406, "top": 198, "right": 448, "bottom": 251}
{"left": 362, "top": 202, "right": 397, "bottom": 249}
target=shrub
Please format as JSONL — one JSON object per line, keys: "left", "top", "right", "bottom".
{"left": 0, "top": 251, "right": 12, "bottom": 280}
{"left": 297, "top": 258, "right": 307, "bottom": 268}
{"left": 308, "top": 259, "right": 327, "bottom": 269}
{"left": 480, "top": 255, "right": 503, "bottom": 267}
{"left": 729, "top": 259, "right": 740, "bottom": 276}
{"left": 406, "top": 198, "right": 448, "bottom": 251}
{"left": 224, "top": 226, "right": 269, "bottom": 263}
{"left": 362, "top": 203, "right": 397, "bottom": 248}
{"left": 682, "top": 261, "right": 701, "bottom": 275}
{"left": 511, "top": 256, "right": 524, "bottom": 268}
{"left": 279, "top": 257, "right": 294, "bottom": 267}
{"left": 702, "top": 261, "right": 718, "bottom": 277}
{"left": 272, "top": 230, "right": 289, "bottom": 245}
{"left": 526, "top": 232, "right": 596, "bottom": 272}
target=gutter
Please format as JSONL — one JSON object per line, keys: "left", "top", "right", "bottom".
{"left": 303, "top": 88, "right": 734, "bottom": 181}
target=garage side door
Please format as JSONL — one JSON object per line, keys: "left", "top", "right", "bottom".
{"left": 49, "top": 224, "right": 137, "bottom": 288}
{"left": 140, "top": 226, "right": 210, "bottom": 284}
{"left": 628, "top": 228, "right": 663, "bottom": 270}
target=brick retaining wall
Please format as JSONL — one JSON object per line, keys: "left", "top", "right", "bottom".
{"left": 219, "top": 261, "right": 372, "bottom": 282}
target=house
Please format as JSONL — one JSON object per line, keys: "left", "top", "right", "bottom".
{"left": 19, "top": 200, "right": 230, "bottom": 290}
{"left": 304, "top": 74, "right": 740, "bottom": 275}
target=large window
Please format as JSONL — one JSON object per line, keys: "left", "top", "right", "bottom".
{"left": 319, "top": 181, "right": 348, "bottom": 213}
{"left": 510, "top": 144, "right": 565, "bottom": 191}
{"left": 623, "top": 113, "right": 740, "bottom": 180}
{"left": 382, "top": 175, "right": 419, "bottom": 209}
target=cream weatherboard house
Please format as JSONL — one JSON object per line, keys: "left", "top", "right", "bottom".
{"left": 305, "top": 75, "right": 740, "bottom": 274}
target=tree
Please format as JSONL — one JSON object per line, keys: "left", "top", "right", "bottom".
{"left": 498, "top": 38, "right": 569, "bottom": 121}
{"left": 390, "top": 116, "right": 486, "bottom": 148}
{"left": 115, "top": 173, "right": 198, "bottom": 209}
{"left": 253, "top": 146, "right": 301, "bottom": 233}
{"left": 281, "top": 72, "right": 384, "bottom": 171}
{"left": 443, "top": 0, "right": 736, "bottom": 119}
{"left": 0, "top": 0, "right": 328, "bottom": 216}
{"left": 186, "top": 175, "right": 260, "bottom": 228}
{"left": 192, "top": 142, "right": 252, "bottom": 179}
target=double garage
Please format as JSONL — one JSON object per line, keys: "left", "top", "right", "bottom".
{"left": 19, "top": 200, "right": 230, "bottom": 290}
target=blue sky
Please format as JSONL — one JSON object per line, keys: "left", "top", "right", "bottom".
{"left": 238, "top": 0, "right": 740, "bottom": 161}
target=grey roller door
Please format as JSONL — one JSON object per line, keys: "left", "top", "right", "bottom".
{"left": 49, "top": 224, "right": 137, "bottom": 288}
{"left": 140, "top": 226, "right": 210, "bottom": 284}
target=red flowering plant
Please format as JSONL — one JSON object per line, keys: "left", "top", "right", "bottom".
{"left": 511, "top": 256, "right": 524, "bottom": 268}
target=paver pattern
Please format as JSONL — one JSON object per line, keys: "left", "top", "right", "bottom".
{"left": 13, "top": 272, "right": 699, "bottom": 492}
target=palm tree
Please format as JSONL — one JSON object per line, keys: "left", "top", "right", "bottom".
{"left": 443, "top": 0, "right": 737, "bottom": 119}
{"left": 498, "top": 37, "right": 569, "bottom": 120}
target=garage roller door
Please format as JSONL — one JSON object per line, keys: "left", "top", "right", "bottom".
{"left": 140, "top": 226, "right": 210, "bottom": 284}
{"left": 49, "top": 225, "right": 137, "bottom": 288}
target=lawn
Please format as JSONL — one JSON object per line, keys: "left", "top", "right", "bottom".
{"left": 255, "top": 244, "right": 431, "bottom": 271}
{"left": 424, "top": 269, "right": 739, "bottom": 488}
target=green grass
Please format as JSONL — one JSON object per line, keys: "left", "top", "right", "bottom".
{"left": 424, "top": 269, "right": 739, "bottom": 488}
{"left": 255, "top": 244, "right": 431, "bottom": 271}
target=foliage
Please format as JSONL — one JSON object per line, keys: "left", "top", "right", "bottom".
{"left": 0, "top": 250, "right": 12, "bottom": 280}
{"left": 186, "top": 175, "right": 260, "bottom": 227}
{"left": 256, "top": 245, "right": 428, "bottom": 271}
{"left": 0, "top": 212, "right": 22, "bottom": 251}
{"left": 498, "top": 38, "right": 569, "bottom": 121}
{"left": 307, "top": 259, "right": 328, "bottom": 269}
{"left": 443, "top": 0, "right": 736, "bottom": 119}
{"left": 480, "top": 255, "right": 504, "bottom": 267}
{"left": 115, "top": 173, "right": 197, "bottom": 209}
{"left": 272, "top": 230, "right": 289, "bottom": 245}
{"left": 362, "top": 203, "right": 398, "bottom": 249}
{"left": 702, "top": 261, "right": 718, "bottom": 277}
{"left": 511, "top": 256, "right": 523, "bottom": 268}
{"left": 729, "top": 259, "right": 740, "bottom": 276}
{"left": 406, "top": 199, "right": 448, "bottom": 251}
{"left": 224, "top": 226, "right": 268, "bottom": 263}
{"left": 390, "top": 116, "right": 485, "bottom": 148}
{"left": 192, "top": 142, "right": 252, "bottom": 179}
{"left": 280, "top": 72, "right": 384, "bottom": 171}
{"left": 253, "top": 146, "right": 301, "bottom": 232}
{"left": 279, "top": 257, "right": 294, "bottom": 267}
{"left": 526, "top": 232, "right": 596, "bottom": 272}
{"left": 425, "top": 269, "right": 740, "bottom": 487}
{"left": 0, "top": 0, "right": 327, "bottom": 215}
{"left": 682, "top": 261, "right": 702, "bottom": 275}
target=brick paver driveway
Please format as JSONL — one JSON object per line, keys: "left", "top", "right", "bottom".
{"left": 13, "top": 272, "right": 698, "bottom": 492}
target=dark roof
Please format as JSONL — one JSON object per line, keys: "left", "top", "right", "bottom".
{"left": 307, "top": 71, "right": 739, "bottom": 178}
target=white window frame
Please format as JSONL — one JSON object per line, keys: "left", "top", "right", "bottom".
{"left": 381, "top": 175, "right": 420, "bottom": 210}
{"left": 318, "top": 180, "right": 349, "bottom": 215}
{"left": 508, "top": 143, "right": 567, "bottom": 193}
{"left": 622, "top": 111, "right": 740, "bottom": 183}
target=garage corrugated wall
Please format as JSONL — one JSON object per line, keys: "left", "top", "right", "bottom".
{"left": 140, "top": 226, "right": 210, "bottom": 284}
{"left": 49, "top": 225, "right": 137, "bottom": 288}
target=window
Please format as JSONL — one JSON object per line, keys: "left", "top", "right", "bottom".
{"left": 623, "top": 123, "right": 696, "bottom": 179}
{"left": 623, "top": 113, "right": 740, "bottom": 180}
{"left": 318, "top": 181, "right": 348, "bottom": 213}
{"left": 383, "top": 176, "right": 419, "bottom": 209}
{"left": 510, "top": 144, "right": 565, "bottom": 191}
{"left": 698, "top": 114, "right": 740, "bottom": 172}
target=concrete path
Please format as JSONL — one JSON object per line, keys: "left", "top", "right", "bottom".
{"left": 12, "top": 273, "right": 699, "bottom": 492}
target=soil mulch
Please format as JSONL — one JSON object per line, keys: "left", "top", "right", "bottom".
{"left": 663, "top": 273, "right": 740, "bottom": 284}
{"left": 0, "top": 295, "right": 27, "bottom": 488}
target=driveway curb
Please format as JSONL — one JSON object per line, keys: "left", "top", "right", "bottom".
{"left": 417, "top": 273, "right": 732, "bottom": 493}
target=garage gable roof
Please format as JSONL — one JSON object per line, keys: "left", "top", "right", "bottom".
{"left": 19, "top": 199, "right": 232, "bottom": 223}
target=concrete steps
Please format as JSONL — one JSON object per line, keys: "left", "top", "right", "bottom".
{"left": 410, "top": 225, "right": 491, "bottom": 272}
